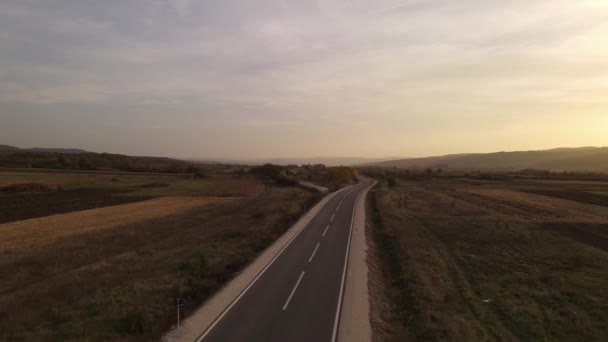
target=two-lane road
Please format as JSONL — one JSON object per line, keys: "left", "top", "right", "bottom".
{"left": 197, "top": 180, "right": 371, "bottom": 342}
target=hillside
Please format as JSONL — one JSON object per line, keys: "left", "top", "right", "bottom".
{"left": 0, "top": 145, "right": 203, "bottom": 173}
{"left": 0, "top": 145, "right": 90, "bottom": 154}
{"left": 28, "top": 147, "right": 90, "bottom": 154}
{"left": 192, "top": 156, "right": 398, "bottom": 166}
{"left": 0, "top": 145, "right": 20, "bottom": 151}
{"left": 367, "top": 147, "right": 608, "bottom": 173}
{"left": 259, "top": 157, "right": 395, "bottom": 166}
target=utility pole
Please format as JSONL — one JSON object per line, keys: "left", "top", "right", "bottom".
{"left": 176, "top": 297, "right": 184, "bottom": 336}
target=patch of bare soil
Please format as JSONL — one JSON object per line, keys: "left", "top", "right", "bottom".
{"left": 0, "top": 188, "right": 150, "bottom": 224}
{"left": 524, "top": 189, "right": 608, "bottom": 207}
{"left": 0, "top": 197, "right": 213, "bottom": 253}
{"left": 0, "top": 182, "right": 51, "bottom": 193}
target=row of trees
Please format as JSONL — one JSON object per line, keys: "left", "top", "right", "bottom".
{"left": 0, "top": 151, "right": 208, "bottom": 174}
{"left": 249, "top": 164, "right": 297, "bottom": 186}
{"left": 327, "top": 166, "right": 358, "bottom": 184}
{"left": 249, "top": 163, "right": 360, "bottom": 188}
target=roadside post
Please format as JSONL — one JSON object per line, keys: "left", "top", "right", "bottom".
{"left": 176, "top": 297, "right": 184, "bottom": 335}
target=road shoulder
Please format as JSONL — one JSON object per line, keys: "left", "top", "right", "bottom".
{"left": 338, "top": 181, "right": 375, "bottom": 342}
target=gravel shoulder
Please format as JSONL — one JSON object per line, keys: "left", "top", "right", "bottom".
{"left": 338, "top": 180, "right": 374, "bottom": 342}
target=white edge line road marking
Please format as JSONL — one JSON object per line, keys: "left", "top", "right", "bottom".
{"left": 195, "top": 186, "right": 353, "bottom": 342}
{"left": 308, "top": 242, "right": 320, "bottom": 263}
{"left": 331, "top": 183, "right": 365, "bottom": 342}
{"left": 330, "top": 213, "right": 335, "bottom": 222}
{"left": 322, "top": 225, "right": 330, "bottom": 237}
{"left": 282, "top": 271, "right": 306, "bottom": 310}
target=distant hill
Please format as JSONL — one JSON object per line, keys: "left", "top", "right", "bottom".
{"left": 194, "top": 157, "right": 399, "bottom": 166}
{"left": 28, "top": 147, "right": 90, "bottom": 154}
{"left": 0, "top": 144, "right": 202, "bottom": 173}
{"left": 261, "top": 157, "right": 398, "bottom": 166}
{"left": 0, "top": 145, "right": 90, "bottom": 154}
{"left": 366, "top": 147, "right": 608, "bottom": 173}
{"left": 0, "top": 145, "right": 20, "bottom": 151}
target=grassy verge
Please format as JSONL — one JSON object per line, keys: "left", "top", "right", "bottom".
{"left": 368, "top": 188, "right": 422, "bottom": 341}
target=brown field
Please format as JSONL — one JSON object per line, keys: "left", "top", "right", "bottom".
{"left": 0, "top": 169, "right": 319, "bottom": 341}
{"left": 368, "top": 177, "right": 608, "bottom": 341}
{"left": 0, "top": 169, "right": 267, "bottom": 223}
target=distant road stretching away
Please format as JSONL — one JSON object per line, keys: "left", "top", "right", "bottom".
{"left": 197, "top": 180, "right": 371, "bottom": 342}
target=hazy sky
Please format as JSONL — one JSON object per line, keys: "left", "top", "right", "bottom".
{"left": 1, "top": 1, "right": 607, "bottom": 159}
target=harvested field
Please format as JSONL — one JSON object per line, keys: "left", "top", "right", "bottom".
{"left": 0, "top": 169, "right": 268, "bottom": 223}
{"left": 368, "top": 178, "right": 608, "bottom": 341}
{"left": 0, "top": 197, "right": 213, "bottom": 253}
{"left": 0, "top": 169, "right": 185, "bottom": 189}
{"left": 0, "top": 188, "right": 150, "bottom": 224}
{"left": 523, "top": 189, "right": 608, "bottom": 208}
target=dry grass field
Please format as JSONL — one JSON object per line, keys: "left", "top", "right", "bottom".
{"left": 368, "top": 177, "right": 608, "bottom": 341}
{"left": 0, "top": 169, "right": 319, "bottom": 341}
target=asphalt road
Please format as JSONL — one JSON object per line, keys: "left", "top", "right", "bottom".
{"left": 197, "top": 180, "right": 371, "bottom": 342}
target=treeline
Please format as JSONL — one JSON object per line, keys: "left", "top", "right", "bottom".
{"left": 249, "top": 163, "right": 359, "bottom": 189}
{"left": 249, "top": 164, "right": 298, "bottom": 186}
{"left": 327, "top": 166, "right": 359, "bottom": 184}
{"left": 516, "top": 168, "right": 607, "bottom": 178}
{"left": 0, "top": 150, "right": 202, "bottom": 174}
{"left": 362, "top": 166, "right": 608, "bottom": 183}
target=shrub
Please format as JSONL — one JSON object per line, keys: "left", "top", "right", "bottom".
{"left": 112, "top": 311, "right": 146, "bottom": 334}
{"left": 0, "top": 183, "right": 51, "bottom": 193}
{"left": 138, "top": 182, "right": 169, "bottom": 188}
{"left": 249, "top": 164, "right": 283, "bottom": 178}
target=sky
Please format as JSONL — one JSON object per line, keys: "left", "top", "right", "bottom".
{"left": 1, "top": 0, "right": 607, "bottom": 159}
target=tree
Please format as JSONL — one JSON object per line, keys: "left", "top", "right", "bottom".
{"left": 250, "top": 164, "right": 283, "bottom": 178}
{"left": 57, "top": 155, "right": 68, "bottom": 169}
{"left": 425, "top": 168, "right": 433, "bottom": 176}
{"left": 327, "top": 166, "right": 357, "bottom": 184}
{"left": 78, "top": 156, "right": 92, "bottom": 170}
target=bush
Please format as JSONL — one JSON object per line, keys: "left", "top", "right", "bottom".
{"left": 327, "top": 166, "right": 358, "bottom": 184}
{"left": 274, "top": 175, "right": 297, "bottom": 187}
{"left": 249, "top": 164, "right": 297, "bottom": 186}
{"left": 249, "top": 164, "right": 283, "bottom": 178}
{"left": 113, "top": 311, "right": 146, "bottom": 334}
{"left": 0, "top": 183, "right": 51, "bottom": 193}
{"left": 138, "top": 182, "right": 169, "bottom": 188}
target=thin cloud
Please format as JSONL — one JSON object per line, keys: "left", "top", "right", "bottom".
{"left": 0, "top": 0, "right": 606, "bottom": 158}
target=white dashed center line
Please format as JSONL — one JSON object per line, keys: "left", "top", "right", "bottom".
{"left": 308, "top": 242, "right": 320, "bottom": 263}
{"left": 282, "top": 271, "right": 306, "bottom": 310}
